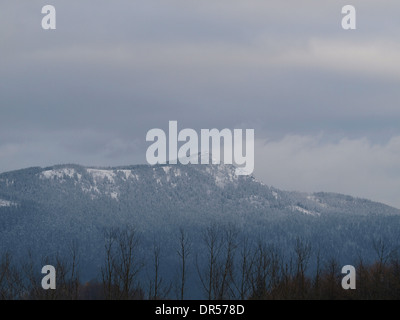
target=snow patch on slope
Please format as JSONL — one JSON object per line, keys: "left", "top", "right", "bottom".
{"left": 117, "top": 170, "right": 138, "bottom": 181}
{"left": 205, "top": 165, "right": 238, "bottom": 188}
{"left": 87, "top": 169, "right": 116, "bottom": 183}
{"left": 307, "top": 195, "right": 328, "bottom": 208}
{"left": 85, "top": 169, "right": 126, "bottom": 200}
{"left": 110, "top": 192, "right": 119, "bottom": 200}
{"left": 0, "top": 199, "right": 16, "bottom": 207}
{"left": 0, "top": 179, "right": 15, "bottom": 187}
{"left": 291, "top": 205, "right": 320, "bottom": 217}
{"left": 41, "top": 168, "right": 81, "bottom": 181}
{"left": 162, "top": 166, "right": 171, "bottom": 174}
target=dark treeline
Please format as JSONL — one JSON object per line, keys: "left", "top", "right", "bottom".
{"left": 1, "top": 225, "right": 400, "bottom": 300}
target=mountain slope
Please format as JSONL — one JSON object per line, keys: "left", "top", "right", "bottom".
{"left": 0, "top": 162, "right": 399, "bottom": 284}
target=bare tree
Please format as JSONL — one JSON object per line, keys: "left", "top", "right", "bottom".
{"left": 313, "top": 247, "right": 322, "bottom": 298}
{"left": 248, "top": 241, "right": 283, "bottom": 299}
{"left": 176, "top": 227, "right": 191, "bottom": 300}
{"left": 234, "top": 236, "right": 253, "bottom": 300}
{"left": 0, "top": 252, "right": 20, "bottom": 300}
{"left": 102, "top": 228, "right": 117, "bottom": 299}
{"left": 294, "top": 237, "right": 311, "bottom": 298}
{"left": 249, "top": 240, "right": 270, "bottom": 299}
{"left": 54, "top": 242, "right": 80, "bottom": 299}
{"left": 69, "top": 241, "right": 80, "bottom": 299}
{"left": 16, "top": 243, "right": 81, "bottom": 300}
{"left": 322, "top": 257, "right": 340, "bottom": 299}
{"left": 215, "top": 226, "right": 238, "bottom": 300}
{"left": 197, "top": 224, "right": 223, "bottom": 300}
{"left": 372, "top": 238, "right": 392, "bottom": 271}
{"left": 279, "top": 257, "right": 295, "bottom": 299}
{"left": 101, "top": 226, "right": 143, "bottom": 300}
{"left": 148, "top": 242, "right": 171, "bottom": 300}
{"left": 20, "top": 250, "right": 41, "bottom": 300}
{"left": 371, "top": 237, "right": 395, "bottom": 298}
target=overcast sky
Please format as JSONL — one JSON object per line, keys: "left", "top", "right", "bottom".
{"left": 1, "top": 1, "right": 400, "bottom": 208}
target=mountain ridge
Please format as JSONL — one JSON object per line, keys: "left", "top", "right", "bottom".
{"left": 1, "top": 162, "right": 398, "bottom": 216}
{"left": 1, "top": 162, "right": 400, "bottom": 286}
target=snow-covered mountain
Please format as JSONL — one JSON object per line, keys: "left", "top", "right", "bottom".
{"left": 0, "top": 162, "right": 399, "bottom": 283}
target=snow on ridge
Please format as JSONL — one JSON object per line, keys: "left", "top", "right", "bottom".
{"left": 87, "top": 168, "right": 116, "bottom": 183}
{"left": 155, "top": 166, "right": 180, "bottom": 183}
{"left": 116, "top": 170, "right": 138, "bottom": 181}
{"left": 40, "top": 168, "right": 80, "bottom": 181}
{"left": 85, "top": 169, "right": 126, "bottom": 200}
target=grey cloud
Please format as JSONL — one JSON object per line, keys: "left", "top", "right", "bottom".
{"left": 254, "top": 135, "right": 400, "bottom": 209}
{"left": 0, "top": 0, "right": 400, "bottom": 207}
